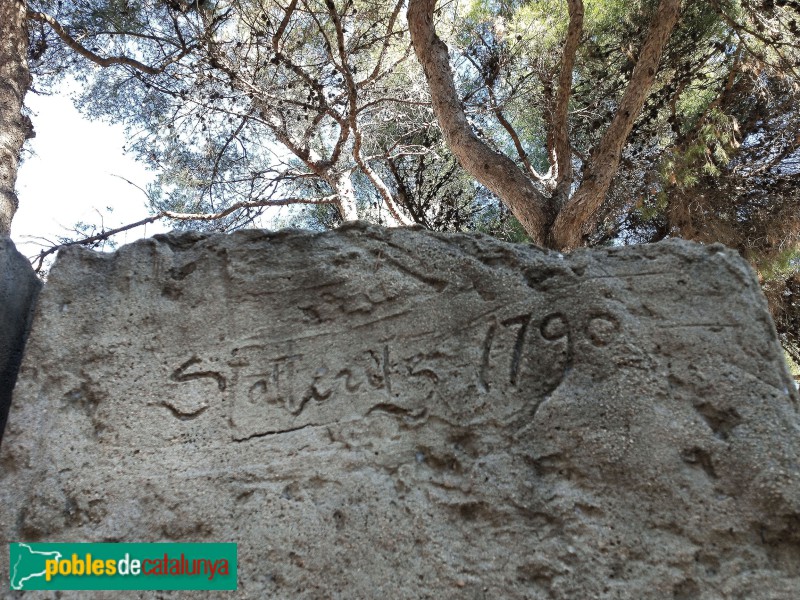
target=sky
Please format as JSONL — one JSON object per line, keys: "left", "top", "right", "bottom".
{"left": 11, "top": 88, "right": 168, "bottom": 267}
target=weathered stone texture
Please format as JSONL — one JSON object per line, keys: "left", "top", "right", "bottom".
{"left": 1, "top": 223, "right": 799, "bottom": 598}
{"left": 0, "top": 238, "right": 40, "bottom": 443}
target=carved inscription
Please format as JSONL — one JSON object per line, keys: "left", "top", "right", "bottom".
{"left": 501, "top": 313, "right": 532, "bottom": 386}
{"left": 587, "top": 314, "right": 620, "bottom": 347}
{"left": 224, "top": 345, "right": 394, "bottom": 438}
{"left": 244, "top": 355, "right": 304, "bottom": 414}
{"left": 172, "top": 357, "right": 227, "bottom": 391}
{"left": 480, "top": 312, "right": 573, "bottom": 394}
{"left": 170, "top": 308, "right": 620, "bottom": 434}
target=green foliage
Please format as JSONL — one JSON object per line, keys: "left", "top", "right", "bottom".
{"left": 277, "top": 203, "right": 342, "bottom": 232}
{"left": 473, "top": 203, "right": 531, "bottom": 243}
{"left": 754, "top": 247, "right": 800, "bottom": 281}
{"left": 787, "top": 351, "right": 800, "bottom": 378}
{"left": 658, "top": 108, "right": 740, "bottom": 196}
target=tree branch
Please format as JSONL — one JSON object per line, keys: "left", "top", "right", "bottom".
{"left": 408, "top": 0, "right": 549, "bottom": 244}
{"left": 327, "top": 0, "right": 411, "bottom": 226}
{"left": 26, "top": 10, "right": 189, "bottom": 75}
{"left": 272, "top": 0, "right": 298, "bottom": 52}
{"left": 32, "top": 194, "right": 339, "bottom": 272}
{"left": 550, "top": 0, "right": 584, "bottom": 201}
{"left": 359, "top": 0, "right": 405, "bottom": 89}
{"left": 552, "top": 0, "right": 682, "bottom": 250}
{"left": 460, "top": 50, "right": 546, "bottom": 181}
{"left": 486, "top": 82, "right": 546, "bottom": 182}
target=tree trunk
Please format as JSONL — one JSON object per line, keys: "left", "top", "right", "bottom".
{"left": 409, "top": 0, "right": 682, "bottom": 251}
{"left": 408, "top": 0, "right": 550, "bottom": 246}
{"left": 329, "top": 170, "right": 359, "bottom": 222}
{"left": 0, "top": 0, "right": 33, "bottom": 238}
{"left": 549, "top": 0, "right": 584, "bottom": 207}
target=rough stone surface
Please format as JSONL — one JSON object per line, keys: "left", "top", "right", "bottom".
{"left": 0, "top": 238, "right": 41, "bottom": 444}
{"left": 1, "top": 223, "right": 799, "bottom": 599}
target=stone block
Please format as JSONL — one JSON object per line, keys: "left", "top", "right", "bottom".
{"left": 1, "top": 224, "right": 798, "bottom": 598}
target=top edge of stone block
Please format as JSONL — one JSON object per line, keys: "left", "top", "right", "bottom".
{"left": 49, "top": 220, "right": 744, "bottom": 265}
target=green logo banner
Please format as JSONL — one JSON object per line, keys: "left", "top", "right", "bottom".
{"left": 9, "top": 543, "right": 237, "bottom": 590}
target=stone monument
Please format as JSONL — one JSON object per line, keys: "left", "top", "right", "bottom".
{"left": 1, "top": 223, "right": 798, "bottom": 598}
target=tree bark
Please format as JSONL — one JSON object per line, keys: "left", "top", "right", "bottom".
{"left": 329, "top": 170, "right": 359, "bottom": 222}
{"left": 0, "top": 0, "right": 33, "bottom": 238}
{"left": 408, "top": 0, "right": 550, "bottom": 246}
{"left": 551, "top": 0, "right": 682, "bottom": 250}
{"left": 550, "top": 0, "right": 584, "bottom": 205}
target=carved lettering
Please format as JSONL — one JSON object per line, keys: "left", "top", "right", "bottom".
{"left": 172, "top": 307, "right": 616, "bottom": 430}
{"left": 501, "top": 313, "right": 532, "bottom": 386}
{"left": 171, "top": 357, "right": 227, "bottom": 391}
{"left": 540, "top": 313, "right": 569, "bottom": 341}
{"left": 479, "top": 322, "right": 496, "bottom": 393}
{"left": 242, "top": 356, "right": 304, "bottom": 415}
{"left": 586, "top": 314, "right": 619, "bottom": 347}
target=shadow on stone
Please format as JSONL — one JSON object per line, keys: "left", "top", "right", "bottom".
{"left": 0, "top": 238, "right": 41, "bottom": 445}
